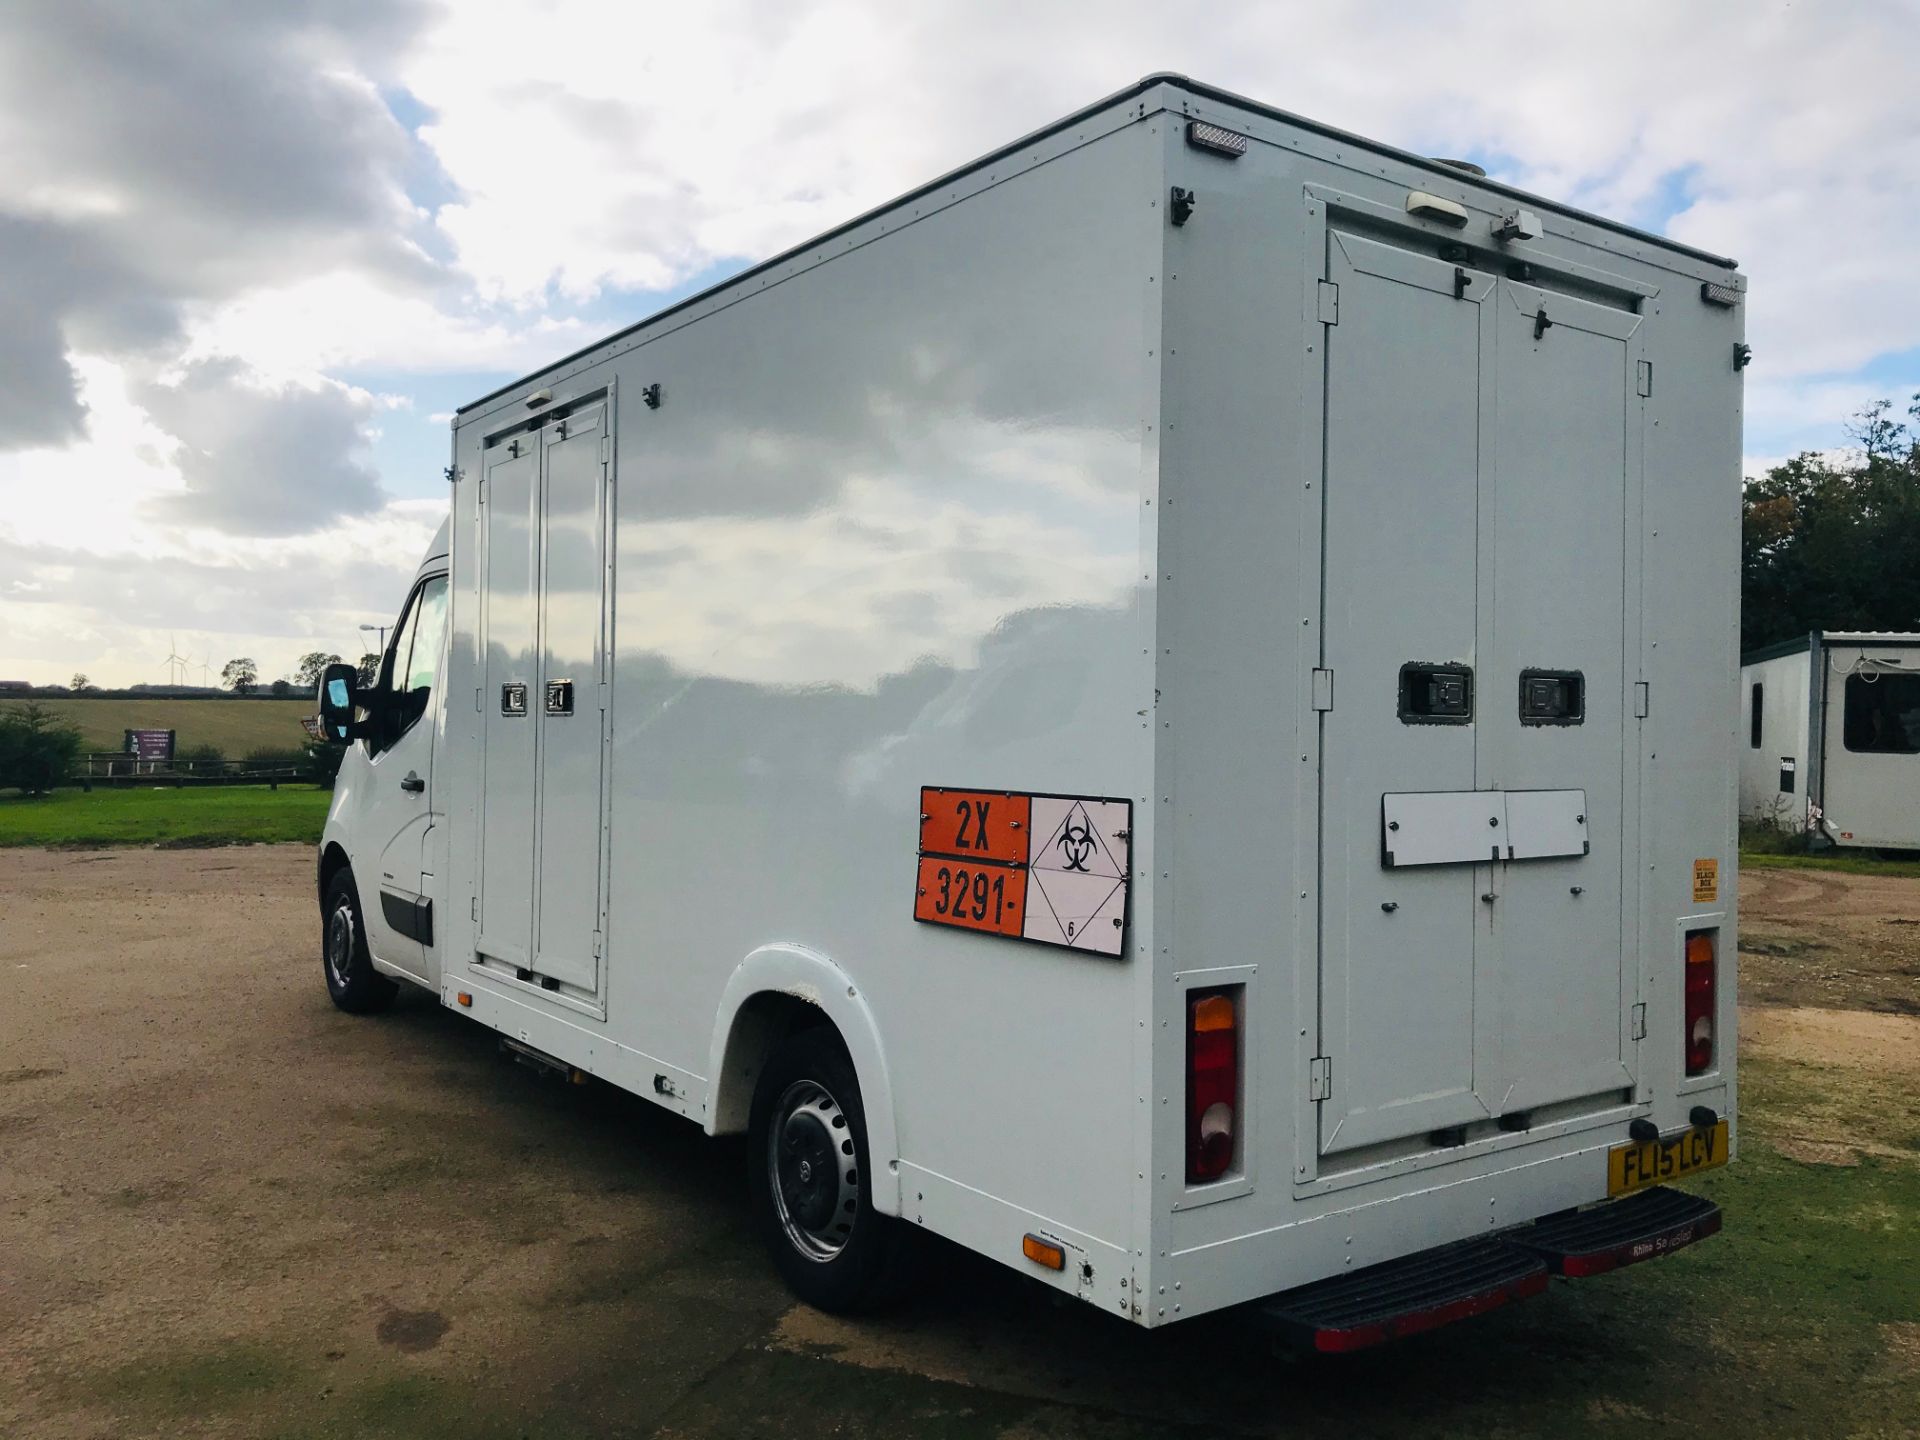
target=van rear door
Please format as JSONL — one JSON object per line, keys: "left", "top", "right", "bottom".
{"left": 1312, "top": 227, "right": 1644, "bottom": 1169}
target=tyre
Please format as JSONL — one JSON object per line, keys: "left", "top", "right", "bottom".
{"left": 322, "top": 868, "right": 398, "bottom": 1015}
{"left": 748, "top": 1025, "right": 915, "bottom": 1312}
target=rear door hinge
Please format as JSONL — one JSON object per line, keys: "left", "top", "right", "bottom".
{"left": 1309, "top": 1056, "right": 1333, "bottom": 1101}
{"left": 1630, "top": 1002, "right": 1647, "bottom": 1041}
{"left": 1311, "top": 667, "right": 1335, "bottom": 711}
{"left": 470, "top": 896, "right": 479, "bottom": 922}
{"left": 1634, "top": 681, "right": 1650, "bottom": 718}
{"left": 477, "top": 477, "right": 488, "bottom": 505}
{"left": 1317, "top": 280, "right": 1340, "bottom": 325}
{"left": 1636, "top": 359, "right": 1654, "bottom": 397}
{"left": 592, "top": 929, "right": 604, "bottom": 958}
{"left": 475, "top": 687, "right": 483, "bottom": 713}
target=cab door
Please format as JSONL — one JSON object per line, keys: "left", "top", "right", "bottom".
{"left": 361, "top": 572, "right": 449, "bottom": 983}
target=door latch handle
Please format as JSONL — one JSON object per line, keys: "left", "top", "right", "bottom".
{"left": 400, "top": 772, "right": 425, "bottom": 793}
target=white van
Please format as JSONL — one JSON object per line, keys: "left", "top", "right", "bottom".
{"left": 318, "top": 74, "right": 1741, "bottom": 1348}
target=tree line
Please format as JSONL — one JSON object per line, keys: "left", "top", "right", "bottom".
{"left": 1743, "top": 395, "right": 1920, "bottom": 652}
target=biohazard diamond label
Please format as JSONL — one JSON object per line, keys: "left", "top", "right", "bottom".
{"left": 915, "top": 787, "right": 1131, "bottom": 957}
{"left": 1024, "top": 796, "right": 1130, "bottom": 955}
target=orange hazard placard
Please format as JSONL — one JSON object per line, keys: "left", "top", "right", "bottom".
{"left": 915, "top": 786, "right": 1132, "bottom": 956}
{"left": 914, "top": 854, "right": 1028, "bottom": 936}
{"left": 918, "top": 788, "right": 1031, "bottom": 865}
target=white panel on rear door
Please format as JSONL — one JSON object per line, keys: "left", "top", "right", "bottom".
{"left": 1504, "top": 789, "right": 1590, "bottom": 860}
{"left": 1481, "top": 282, "right": 1639, "bottom": 1114}
{"left": 1317, "top": 230, "right": 1495, "bottom": 1157}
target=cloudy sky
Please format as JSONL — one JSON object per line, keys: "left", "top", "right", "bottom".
{"left": 1, "top": 0, "right": 1915, "bottom": 687}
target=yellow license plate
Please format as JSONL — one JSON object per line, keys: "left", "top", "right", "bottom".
{"left": 1608, "top": 1120, "right": 1728, "bottom": 1196}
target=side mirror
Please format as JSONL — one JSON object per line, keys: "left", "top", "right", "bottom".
{"left": 317, "top": 662, "right": 362, "bottom": 741}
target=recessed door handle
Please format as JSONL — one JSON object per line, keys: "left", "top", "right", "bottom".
{"left": 400, "top": 772, "right": 425, "bottom": 793}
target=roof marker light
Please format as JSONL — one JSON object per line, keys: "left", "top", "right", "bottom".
{"left": 1407, "top": 191, "right": 1470, "bottom": 226}
{"left": 1185, "top": 121, "right": 1249, "bottom": 158}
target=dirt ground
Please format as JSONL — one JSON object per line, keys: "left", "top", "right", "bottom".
{"left": 1738, "top": 864, "right": 1920, "bottom": 1015}
{"left": 2, "top": 848, "right": 1917, "bottom": 1439}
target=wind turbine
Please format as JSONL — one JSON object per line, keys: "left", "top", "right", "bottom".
{"left": 197, "top": 655, "right": 212, "bottom": 688}
{"left": 160, "top": 635, "right": 189, "bottom": 688}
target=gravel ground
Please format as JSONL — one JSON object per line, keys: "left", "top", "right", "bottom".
{"left": 2, "top": 846, "right": 1915, "bottom": 1439}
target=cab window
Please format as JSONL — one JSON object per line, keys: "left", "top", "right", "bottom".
{"left": 372, "top": 574, "right": 448, "bottom": 751}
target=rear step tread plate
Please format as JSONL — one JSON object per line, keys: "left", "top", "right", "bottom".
{"left": 1258, "top": 1237, "right": 1548, "bottom": 1353}
{"left": 1511, "top": 1185, "right": 1721, "bottom": 1276}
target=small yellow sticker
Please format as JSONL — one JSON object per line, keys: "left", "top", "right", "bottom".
{"left": 1692, "top": 858, "right": 1719, "bottom": 905}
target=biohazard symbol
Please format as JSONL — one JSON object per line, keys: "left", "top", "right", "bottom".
{"left": 1057, "top": 816, "right": 1096, "bottom": 872}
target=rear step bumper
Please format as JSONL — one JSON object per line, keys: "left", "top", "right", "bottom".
{"left": 1510, "top": 1185, "right": 1721, "bottom": 1277}
{"left": 1258, "top": 1186, "right": 1720, "bottom": 1353}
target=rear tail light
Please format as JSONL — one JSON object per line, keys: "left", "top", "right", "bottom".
{"left": 1684, "top": 931, "right": 1716, "bottom": 1076}
{"left": 1186, "top": 988, "right": 1238, "bottom": 1183}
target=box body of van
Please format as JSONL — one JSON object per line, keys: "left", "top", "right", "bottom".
{"left": 320, "top": 74, "right": 1744, "bottom": 1340}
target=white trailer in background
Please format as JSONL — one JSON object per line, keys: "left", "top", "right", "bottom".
{"left": 1740, "top": 632, "right": 1920, "bottom": 851}
{"left": 315, "top": 74, "right": 1744, "bottom": 1350}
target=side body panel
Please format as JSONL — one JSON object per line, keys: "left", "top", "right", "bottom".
{"left": 441, "top": 111, "right": 1164, "bottom": 1315}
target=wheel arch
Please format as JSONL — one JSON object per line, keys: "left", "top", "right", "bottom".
{"left": 708, "top": 943, "right": 901, "bottom": 1215}
{"left": 318, "top": 840, "right": 353, "bottom": 913}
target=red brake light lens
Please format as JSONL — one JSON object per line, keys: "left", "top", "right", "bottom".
{"left": 1186, "top": 988, "right": 1238, "bottom": 1183}
{"left": 1684, "top": 931, "right": 1716, "bottom": 1076}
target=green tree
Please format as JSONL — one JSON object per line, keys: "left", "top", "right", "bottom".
{"left": 70, "top": 672, "right": 91, "bottom": 692}
{"left": 221, "top": 657, "right": 259, "bottom": 695}
{"left": 293, "top": 651, "right": 343, "bottom": 690}
{"left": 1742, "top": 394, "right": 1920, "bottom": 651}
{"left": 0, "top": 702, "right": 84, "bottom": 795}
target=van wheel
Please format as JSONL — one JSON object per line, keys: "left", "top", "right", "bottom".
{"left": 322, "top": 870, "right": 398, "bottom": 1014}
{"left": 748, "top": 1026, "right": 914, "bottom": 1312}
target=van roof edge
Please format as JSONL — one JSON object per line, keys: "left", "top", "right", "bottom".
{"left": 456, "top": 74, "right": 1738, "bottom": 418}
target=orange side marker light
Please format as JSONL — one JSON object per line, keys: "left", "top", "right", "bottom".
{"left": 1022, "top": 1233, "right": 1066, "bottom": 1271}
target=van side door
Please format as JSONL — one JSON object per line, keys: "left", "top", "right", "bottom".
{"left": 360, "top": 572, "right": 449, "bottom": 983}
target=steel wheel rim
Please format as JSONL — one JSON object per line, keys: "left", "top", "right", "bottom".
{"left": 768, "top": 1078, "right": 859, "bottom": 1262}
{"left": 326, "top": 900, "right": 356, "bottom": 989}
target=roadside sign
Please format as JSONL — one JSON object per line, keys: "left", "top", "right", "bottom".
{"left": 125, "top": 729, "right": 176, "bottom": 761}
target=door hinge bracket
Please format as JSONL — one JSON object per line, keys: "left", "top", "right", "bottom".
{"left": 592, "top": 930, "right": 604, "bottom": 958}
{"left": 1316, "top": 279, "right": 1340, "bottom": 325}
{"left": 474, "top": 687, "right": 483, "bottom": 713}
{"left": 1311, "top": 668, "right": 1335, "bottom": 711}
{"left": 477, "top": 477, "right": 487, "bottom": 505}
{"left": 1309, "top": 1056, "right": 1333, "bottom": 1101}
{"left": 470, "top": 896, "right": 479, "bottom": 922}
{"left": 599, "top": 682, "right": 611, "bottom": 712}
{"left": 601, "top": 433, "right": 612, "bottom": 465}
{"left": 1630, "top": 1002, "right": 1648, "bottom": 1041}
{"left": 1636, "top": 359, "right": 1654, "bottom": 397}
{"left": 1634, "top": 680, "right": 1650, "bottom": 718}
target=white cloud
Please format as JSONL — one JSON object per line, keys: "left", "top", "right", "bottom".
{"left": 2, "top": 0, "right": 1918, "bottom": 685}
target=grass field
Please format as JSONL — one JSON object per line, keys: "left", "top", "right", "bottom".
{"left": 13, "top": 697, "right": 314, "bottom": 756}
{"left": 0, "top": 786, "right": 329, "bottom": 847}
{"left": 1741, "top": 848, "right": 1920, "bottom": 879}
